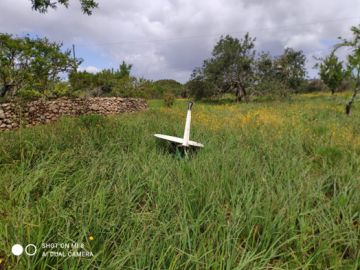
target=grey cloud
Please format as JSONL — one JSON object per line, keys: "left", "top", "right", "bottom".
{"left": 0, "top": 0, "right": 359, "bottom": 82}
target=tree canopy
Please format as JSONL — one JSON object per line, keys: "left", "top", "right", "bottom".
{"left": 276, "top": 48, "right": 307, "bottom": 92}
{"left": 191, "top": 34, "right": 256, "bottom": 101}
{"left": 334, "top": 25, "right": 360, "bottom": 115}
{"left": 118, "top": 61, "right": 133, "bottom": 79}
{"left": 30, "top": 0, "right": 98, "bottom": 15}
{"left": 253, "top": 52, "right": 287, "bottom": 97}
{"left": 189, "top": 34, "right": 307, "bottom": 101}
{"left": 0, "top": 33, "right": 81, "bottom": 97}
{"left": 317, "top": 53, "right": 344, "bottom": 94}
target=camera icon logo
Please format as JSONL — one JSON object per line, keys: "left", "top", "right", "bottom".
{"left": 11, "top": 244, "right": 37, "bottom": 256}
{"left": 11, "top": 244, "right": 23, "bottom": 256}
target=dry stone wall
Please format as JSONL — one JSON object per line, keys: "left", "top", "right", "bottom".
{"left": 0, "top": 97, "right": 148, "bottom": 131}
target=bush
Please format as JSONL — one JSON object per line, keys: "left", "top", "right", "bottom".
{"left": 16, "top": 88, "right": 43, "bottom": 100}
{"left": 338, "top": 77, "right": 355, "bottom": 92}
{"left": 69, "top": 90, "right": 87, "bottom": 98}
{"left": 254, "top": 78, "right": 288, "bottom": 98}
{"left": 69, "top": 69, "right": 184, "bottom": 99}
{"left": 111, "top": 77, "right": 140, "bottom": 98}
{"left": 163, "top": 93, "right": 175, "bottom": 107}
{"left": 69, "top": 71, "right": 97, "bottom": 91}
{"left": 51, "top": 82, "right": 71, "bottom": 97}
{"left": 187, "top": 79, "right": 217, "bottom": 100}
{"left": 304, "top": 79, "right": 328, "bottom": 93}
{"left": 153, "top": 80, "right": 184, "bottom": 97}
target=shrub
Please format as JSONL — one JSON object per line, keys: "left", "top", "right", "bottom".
{"left": 111, "top": 77, "right": 138, "bottom": 98}
{"left": 163, "top": 93, "right": 175, "bottom": 107}
{"left": 70, "top": 90, "right": 87, "bottom": 98}
{"left": 51, "top": 82, "right": 71, "bottom": 97}
{"left": 187, "top": 79, "right": 217, "bottom": 100}
{"left": 153, "top": 80, "right": 184, "bottom": 97}
{"left": 304, "top": 79, "right": 328, "bottom": 93}
{"left": 338, "top": 77, "right": 355, "bottom": 92}
{"left": 16, "top": 88, "right": 43, "bottom": 100}
{"left": 254, "top": 78, "right": 288, "bottom": 98}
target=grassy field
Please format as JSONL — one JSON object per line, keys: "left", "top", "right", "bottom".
{"left": 1, "top": 93, "right": 360, "bottom": 269}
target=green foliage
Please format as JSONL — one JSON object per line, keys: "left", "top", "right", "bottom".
{"left": 276, "top": 48, "right": 307, "bottom": 92}
{"left": 0, "top": 34, "right": 27, "bottom": 97}
{"left": 193, "top": 34, "right": 256, "bottom": 101}
{"left": 163, "top": 92, "right": 175, "bottom": 107}
{"left": 153, "top": 79, "right": 185, "bottom": 97}
{"left": 133, "top": 78, "right": 157, "bottom": 98}
{"left": 338, "top": 77, "right": 355, "bottom": 92}
{"left": 69, "top": 66, "right": 133, "bottom": 97}
{"left": 255, "top": 52, "right": 274, "bottom": 83}
{"left": 16, "top": 88, "right": 43, "bottom": 100}
{"left": 94, "top": 69, "right": 117, "bottom": 94}
{"left": 15, "top": 82, "right": 70, "bottom": 100}
{"left": 305, "top": 79, "right": 328, "bottom": 93}
{"left": 318, "top": 53, "right": 344, "bottom": 94}
{"left": 30, "top": 0, "right": 98, "bottom": 15}
{"left": 190, "top": 35, "right": 308, "bottom": 101}
{"left": 68, "top": 70, "right": 96, "bottom": 91}
{"left": 252, "top": 49, "right": 307, "bottom": 97}
{"left": 186, "top": 78, "right": 217, "bottom": 100}
{"left": 0, "top": 33, "right": 80, "bottom": 98}
{"left": 334, "top": 24, "right": 360, "bottom": 114}
{"left": 118, "top": 61, "right": 132, "bottom": 79}
{"left": 69, "top": 66, "right": 184, "bottom": 99}
{"left": 111, "top": 77, "right": 137, "bottom": 98}
{"left": 51, "top": 82, "right": 71, "bottom": 97}
{"left": 254, "top": 52, "right": 288, "bottom": 97}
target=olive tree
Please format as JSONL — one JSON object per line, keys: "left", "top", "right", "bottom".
{"left": 275, "top": 48, "right": 307, "bottom": 93}
{"left": 317, "top": 53, "right": 345, "bottom": 95}
{"left": 253, "top": 52, "right": 287, "bottom": 97}
{"left": 191, "top": 34, "right": 256, "bottom": 101}
{"left": 334, "top": 25, "right": 360, "bottom": 115}
{"left": 0, "top": 33, "right": 80, "bottom": 97}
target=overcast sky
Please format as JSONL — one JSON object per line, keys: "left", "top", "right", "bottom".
{"left": 0, "top": 0, "right": 359, "bottom": 82}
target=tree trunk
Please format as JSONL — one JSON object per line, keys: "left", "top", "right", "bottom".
{"left": 235, "top": 87, "right": 242, "bottom": 102}
{"left": 242, "top": 86, "right": 249, "bottom": 102}
{"left": 235, "top": 84, "right": 247, "bottom": 102}
{"left": 345, "top": 87, "right": 358, "bottom": 115}
{"left": 0, "top": 84, "right": 14, "bottom": 97}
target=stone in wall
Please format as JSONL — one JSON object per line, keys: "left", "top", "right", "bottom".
{"left": 0, "top": 97, "right": 148, "bottom": 131}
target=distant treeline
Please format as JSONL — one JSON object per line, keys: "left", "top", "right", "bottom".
{"left": 68, "top": 65, "right": 185, "bottom": 99}
{"left": 0, "top": 33, "right": 185, "bottom": 100}
{"left": 0, "top": 28, "right": 359, "bottom": 106}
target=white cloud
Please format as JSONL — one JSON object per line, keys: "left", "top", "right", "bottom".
{"left": 78, "top": 65, "right": 100, "bottom": 74}
{"left": 0, "top": 0, "right": 359, "bottom": 82}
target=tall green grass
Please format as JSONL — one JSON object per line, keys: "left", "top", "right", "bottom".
{"left": 1, "top": 95, "right": 360, "bottom": 269}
